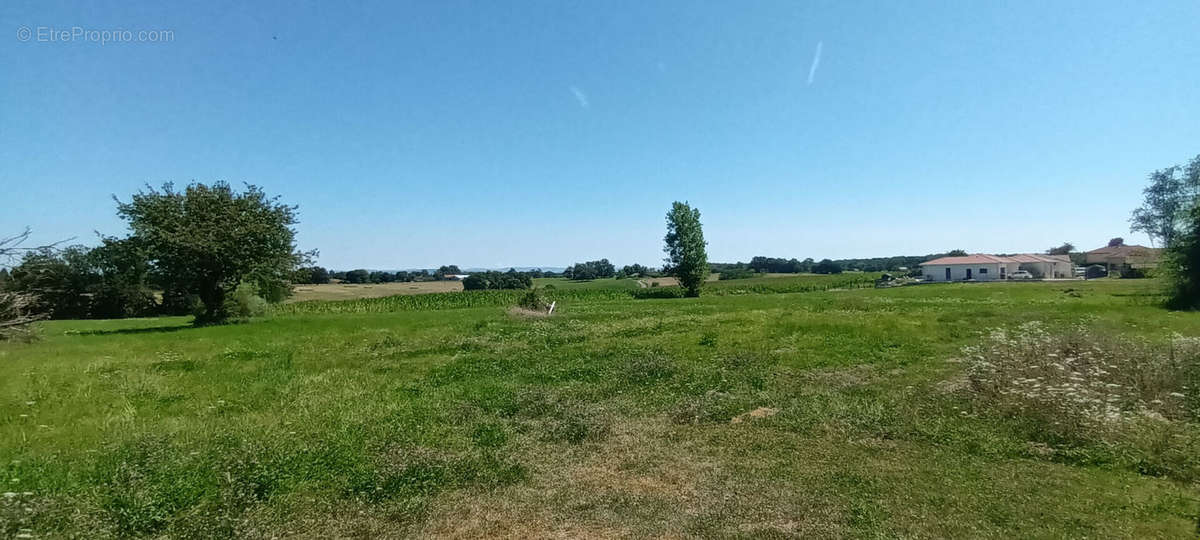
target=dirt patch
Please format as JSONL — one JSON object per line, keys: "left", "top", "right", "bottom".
{"left": 730, "top": 407, "right": 780, "bottom": 424}
{"left": 417, "top": 418, "right": 719, "bottom": 537}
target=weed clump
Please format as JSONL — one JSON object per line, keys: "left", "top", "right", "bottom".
{"left": 963, "top": 322, "right": 1200, "bottom": 481}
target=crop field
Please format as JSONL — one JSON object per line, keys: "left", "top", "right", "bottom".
{"left": 289, "top": 281, "right": 465, "bottom": 302}
{"left": 2, "top": 279, "right": 1199, "bottom": 538}
{"left": 531, "top": 277, "right": 641, "bottom": 290}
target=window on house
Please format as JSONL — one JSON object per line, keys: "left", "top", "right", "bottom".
{"left": 979, "top": 268, "right": 988, "bottom": 274}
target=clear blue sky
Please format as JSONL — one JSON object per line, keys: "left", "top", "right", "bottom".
{"left": 3, "top": 1, "right": 1198, "bottom": 269}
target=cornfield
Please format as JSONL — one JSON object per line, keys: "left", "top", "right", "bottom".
{"left": 274, "top": 273, "right": 882, "bottom": 316}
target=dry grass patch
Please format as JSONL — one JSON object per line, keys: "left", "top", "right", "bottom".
{"left": 417, "top": 418, "right": 721, "bottom": 538}
{"left": 506, "top": 306, "right": 552, "bottom": 319}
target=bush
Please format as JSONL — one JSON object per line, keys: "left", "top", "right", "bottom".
{"left": 1084, "top": 265, "right": 1108, "bottom": 279}
{"left": 224, "top": 283, "right": 268, "bottom": 320}
{"left": 517, "top": 288, "right": 549, "bottom": 311}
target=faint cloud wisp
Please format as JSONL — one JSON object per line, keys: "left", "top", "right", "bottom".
{"left": 807, "top": 41, "right": 823, "bottom": 85}
{"left": 569, "top": 86, "right": 590, "bottom": 109}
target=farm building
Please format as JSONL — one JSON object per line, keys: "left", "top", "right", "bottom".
{"left": 1084, "top": 244, "right": 1161, "bottom": 272}
{"left": 919, "top": 254, "right": 1073, "bottom": 282}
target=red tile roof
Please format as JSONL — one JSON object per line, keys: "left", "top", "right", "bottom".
{"left": 1006, "top": 254, "right": 1070, "bottom": 264}
{"left": 1086, "top": 245, "right": 1159, "bottom": 256}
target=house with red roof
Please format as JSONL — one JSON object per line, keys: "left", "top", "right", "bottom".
{"left": 919, "top": 253, "right": 1073, "bottom": 282}
{"left": 1084, "top": 244, "right": 1160, "bottom": 272}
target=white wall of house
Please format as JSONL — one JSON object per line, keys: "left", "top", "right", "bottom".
{"left": 1020, "top": 260, "right": 1072, "bottom": 278}
{"left": 923, "top": 263, "right": 1004, "bottom": 282}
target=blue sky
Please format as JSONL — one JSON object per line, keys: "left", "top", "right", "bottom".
{"left": 3, "top": 1, "right": 1198, "bottom": 269}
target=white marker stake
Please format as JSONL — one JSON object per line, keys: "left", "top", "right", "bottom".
{"left": 547, "top": 301, "right": 556, "bottom": 315}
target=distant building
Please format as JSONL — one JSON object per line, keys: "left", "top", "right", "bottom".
{"left": 1084, "top": 244, "right": 1161, "bottom": 271}
{"left": 444, "top": 274, "right": 471, "bottom": 281}
{"left": 919, "top": 254, "right": 1073, "bottom": 282}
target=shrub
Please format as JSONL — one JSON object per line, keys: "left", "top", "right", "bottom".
{"left": 517, "top": 288, "right": 549, "bottom": 311}
{"left": 224, "top": 283, "right": 268, "bottom": 320}
{"left": 1084, "top": 265, "right": 1108, "bottom": 279}
{"left": 962, "top": 322, "right": 1200, "bottom": 481}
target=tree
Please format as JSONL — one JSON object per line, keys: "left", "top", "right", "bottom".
{"left": 946, "top": 249, "right": 968, "bottom": 257}
{"left": 1130, "top": 155, "right": 1200, "bottom": 247}
{"left": 87, "top": 236, "right": 158, "bottom": 318}
{"left": 116, "top": 182, "right": 304, "bottom": 324}
{"left": 343, "top": 269, "right": 370, "bottom": 284}
{"left": 1047, "top": 242, "right": 1075, "bottom": 255}
{"left": 566, "top": 259, "right": 616, "bottom": 280}
{"left": 294, "top": 266, "right": 330, "bottom": 284}
{"left": 1165, "top": 204, "right": 1200, "bottom": 309}
{"left": 8, "top": 246, "right": 97, "bottom": 319}
{"left": 621, "top": 264, "right": 650, "bottom": 277}
{"left": 435, "top": 265, "right": 462, "bottom": 279}
{"left": 1108, "top": 237, "right": 1125, "bottom": 247}
{"left": 812, "top": 259, "right": 843, "bottom": 274}
{"left": 663, "top": 201, "right": 708, "bottom": 297}
{"left": 462, "top": 270, "right": 531, "bottom": 290}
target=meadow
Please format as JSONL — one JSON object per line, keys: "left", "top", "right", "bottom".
{"left": 2, "top": 277, "right": 1199, "bottom": 538}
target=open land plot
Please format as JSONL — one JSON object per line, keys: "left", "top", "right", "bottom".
{"left": 1, "top": 279, "right": 1198, "bottom": 538}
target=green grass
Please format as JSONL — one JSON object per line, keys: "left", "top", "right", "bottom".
{"left": 2, "top": 279, "right": 1199, "bottom": 537}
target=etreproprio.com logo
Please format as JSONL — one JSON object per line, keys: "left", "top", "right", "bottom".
{"left": 16, "top": 25, "right": 174, "bottom": 44}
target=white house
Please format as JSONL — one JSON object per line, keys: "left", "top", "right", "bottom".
{"left": 919, "top": 253, "right": 1073, "bottom": 282}
{"left": 920, "top": 254, "right": 1013, "bottom": 282}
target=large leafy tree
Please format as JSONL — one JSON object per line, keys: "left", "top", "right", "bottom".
{"left": 663, "top": 201, "right": 708, "bottom": 297}
{"left": 116, "top": 182, "right": 304, "bottom": 324}
{"left": 1130, "top": 154, "right": 1200, "bottom": 247}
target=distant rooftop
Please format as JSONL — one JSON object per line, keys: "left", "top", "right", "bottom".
{"left": 920, "top": 253, "right": 1070, "bottom": 266}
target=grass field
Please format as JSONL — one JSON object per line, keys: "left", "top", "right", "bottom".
{"left": 3, "top": 278, "right": 1199, "bottom": 538}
